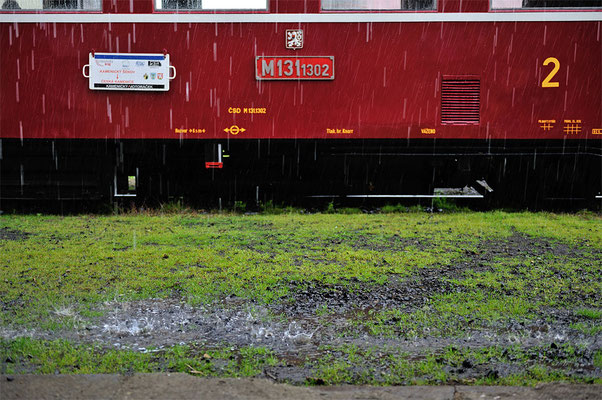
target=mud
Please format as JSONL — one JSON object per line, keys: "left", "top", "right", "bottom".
{"left": 1, "top": 232, "right": 601, "bottom": 384}
{"left": 0, "top": 228, "right": 30, "bottom": 241}
{"left": 2, "top": 296, "right": 599, "bottom": 383}
{"left": 274, "top": 272, "right": 458, "bottom": 317}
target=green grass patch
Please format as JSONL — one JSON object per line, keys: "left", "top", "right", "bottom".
{"left": 576, "top": 308, "right": 602, "bottom": 320}
{"left": 0, "top": 337, "right": 277, "bottom": 377}
{"left": 307, "top": 343, "right": 600, "bottom": 385}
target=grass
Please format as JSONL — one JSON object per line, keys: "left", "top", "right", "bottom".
{"left": 0, "top": 337, "right": 277, "bottom": 377}
{"left": 306, "top": 343, "right": 601, "bottom": 385}
{"left": 3, "top": 337, "right": 598, "bottom": 385}
{"left": 1, "top": 211, "right": 599, "bottom": 324}
{"left": 576, "top": 308, "right": 602, "bottom": 320}
{"left": 0, "top": 211, "right": 600, "bottom": 383}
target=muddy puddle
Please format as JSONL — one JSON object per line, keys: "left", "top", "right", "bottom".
{"left": 3, "top": 291, "right": 600, "bottom": 383}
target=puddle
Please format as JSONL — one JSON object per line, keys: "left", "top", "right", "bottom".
{"left": 5, "top": 299, "right": 319, "bottom": 354}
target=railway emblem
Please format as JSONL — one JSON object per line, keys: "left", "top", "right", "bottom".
{"left": 286, "top": 29, "right": 303, "bottom": 50}
{"left": 224, "top": 125, "right": 246, "bottom": 135}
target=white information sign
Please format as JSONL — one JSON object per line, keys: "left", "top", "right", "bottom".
{"left": 84, "top": 53, "right": 175, "bottom": 91}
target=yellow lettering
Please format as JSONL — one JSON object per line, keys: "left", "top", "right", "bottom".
{"left": 542, "top": 57, "right": 560, "bottom": 88}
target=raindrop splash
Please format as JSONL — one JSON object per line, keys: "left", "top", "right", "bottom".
{"left": 106, "top": 97, "right": 112, "bottom": 123}
{"left": 20, "top": 164, "right": 24, "bottom": 195}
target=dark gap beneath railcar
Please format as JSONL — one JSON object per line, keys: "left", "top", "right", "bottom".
{"left": 0, "top": 139, "right": 600, "bottom": 213}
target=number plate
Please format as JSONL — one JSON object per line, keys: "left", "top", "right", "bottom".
{"left": 255, "top": 56, "right": 335, "bottom": 81}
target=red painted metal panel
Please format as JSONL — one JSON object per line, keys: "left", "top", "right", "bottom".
{"left": 104, "top": 0, "right": 154, "bottom": 14}
{"left": 270, "top": 0, "right": 320, "bottom": 13}
{"left": 1, "top": 19, "right": 601, "bottom": 141}
{"left": 440, "top": 0, "right": 489, "bottom": 13}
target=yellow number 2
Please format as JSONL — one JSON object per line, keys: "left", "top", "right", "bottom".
{"left": 542, "top": 57, "right": 560, "bottom": 88}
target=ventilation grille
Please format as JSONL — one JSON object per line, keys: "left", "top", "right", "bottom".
{"left": 441, "top": 78, "right": 480, "bottom": 124}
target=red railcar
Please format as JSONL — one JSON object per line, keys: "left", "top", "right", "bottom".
{"left": 1, "top": 0, "right": 601, "bottom": 209}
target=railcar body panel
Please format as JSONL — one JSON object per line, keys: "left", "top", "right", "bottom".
{"left": 1, "top": 18, "right": 601, "bottom": 140}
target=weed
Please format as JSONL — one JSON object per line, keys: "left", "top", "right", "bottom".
{"left": 570, "top": 322, "right": 602, "bottom": 335}
{"left": 432, "top": 197, "right": 468, "bottom": 212}
{"left": 159, "top": 200, "right": 191, "bottom": 214}
{"left": 233, "top": 201, "right": 247, "bottom": 213}
{"left": 575, "top": 308, "right": 602, "bottom": 320}
{"left": 260, "top": 200, "right": 302, "bottom": 215}
{"left": 380, "top": 204, "right": 407, "bottom": 213}
{"left": 594, "top": 350, "right": 602, "bottom": 369}
{"left": 337, "top": 208, "right": 362, "bottom": 214}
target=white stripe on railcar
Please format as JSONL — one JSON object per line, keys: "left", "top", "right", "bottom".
{"left": 1, "top": 12, "right": 601, "bottom": 23}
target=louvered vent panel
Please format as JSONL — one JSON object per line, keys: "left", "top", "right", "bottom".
{"left": 441, "top": 79, "right": 480, "bottom": 124}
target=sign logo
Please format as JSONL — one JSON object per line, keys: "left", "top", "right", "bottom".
{"left": 286, "top": 29, "right": 303, "bottom": 50}
{"left": 224, "top": 125, "right": 246, "bottom": 135}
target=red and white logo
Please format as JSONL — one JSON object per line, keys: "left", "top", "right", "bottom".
{"left": 286, "top": 29, "right": 303, "bottom": 50}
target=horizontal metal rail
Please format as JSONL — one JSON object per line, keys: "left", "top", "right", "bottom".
{"left": 328, "top": 152, "right": 602, "bottom": 157}
{"left": 307, "top": 194, "right": 484, "bottom": 199}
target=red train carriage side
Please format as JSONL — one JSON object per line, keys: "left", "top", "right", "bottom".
{"left": 1, "top": 0, "right": 601, "bottom": 210}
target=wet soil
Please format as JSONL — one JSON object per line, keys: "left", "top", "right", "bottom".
{"left": 274, "top": 271, "right": 458, "bottom": 316}
{"left": 0, "top": 228, "right": 30, "bottom": 241}
{"left": 4, "top": 375, "right": 601, "bottom": 400}
{"left": 1, "top": 232, "right": 600, "bottom": 384}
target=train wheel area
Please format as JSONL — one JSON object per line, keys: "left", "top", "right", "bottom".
{"left": 1, "top": 139, "right": 600, "bottom": 213}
